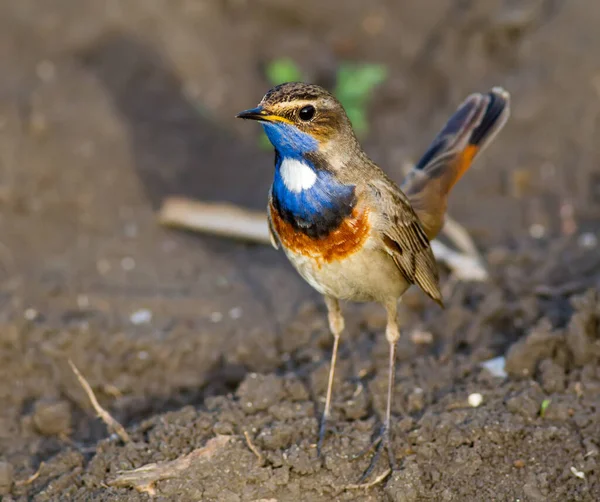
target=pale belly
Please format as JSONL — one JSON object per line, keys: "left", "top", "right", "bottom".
{"left": 282, "top": 238, "right": 411, "bottom": 302}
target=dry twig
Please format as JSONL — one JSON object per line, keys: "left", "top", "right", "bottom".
{"left": 442, "top": 214, "right": 481, "bottom": 258}
{"left": 430, "top": 241, "right": 487, "bottom": 281}
{"left": 15, "top": 462, "right": 44, "bottom": 487}
{"left": 68, "top": 359, "right": 131, "bottom": 444}
{"left": 157, "top": 197, "right": 488, "bottom": 281}
{"left": 159, "top": 197, "right": 270, "bottom": 243}
{"left": 343, "top": 467, "right": 392, "bottom": 490}
{"left": 243, "top": 430, "right": 265, "bottom": 466}
{"left": 108, "top": 435, "right": 231, "bottom": 495}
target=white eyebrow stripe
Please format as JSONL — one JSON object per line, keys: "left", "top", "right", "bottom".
{"left": 271, "top": 99, "right": 317, "bottom": 110}
{"left": 280, "top": 158, "right": 317, "bottom": 192}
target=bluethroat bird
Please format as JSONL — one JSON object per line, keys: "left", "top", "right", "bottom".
{"left": 237, "top": 82, "right": 510, "bottom": 478}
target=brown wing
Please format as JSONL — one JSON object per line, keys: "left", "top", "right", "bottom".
{"left": 368, "top": 179, "right": 443, "bottom": 307}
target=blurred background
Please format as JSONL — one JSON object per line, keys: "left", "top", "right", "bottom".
{"left": 1, "top": 0, "right": 599, "bottom": 499}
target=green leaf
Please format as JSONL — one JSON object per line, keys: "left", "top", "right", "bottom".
{"left": 344, "top": 106, "right": 369, "bottom": 137}
{"left": 540, "top": 399, "right": 551, "bottom": 417}
{"left": 265, "top": 58, "right": 303, "bottom": 85}
{"left": 333, "top": 62, "right": 388, "bottom": 138}
{"left": 334, "top": 63, "right": 388, "bottom": 104}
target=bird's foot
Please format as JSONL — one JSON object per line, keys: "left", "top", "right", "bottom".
{"left": 352, "top": 423, "right": 396, "bottom": 483}
{"left": 317, "top": 415, "right": 327, "bottom": 457}
{"left": 317, "top": 413, "right": 336, "bottom": 457}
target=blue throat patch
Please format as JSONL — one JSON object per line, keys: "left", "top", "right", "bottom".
{"left": 263, "top": 122, "right": 356, "bottom": 238}
{"left": 263, "top": 121, "right": 318, "bottom": 157}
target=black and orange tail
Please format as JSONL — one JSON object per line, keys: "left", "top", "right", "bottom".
{"left": 402, "top": 87, "right": 510, "bottom": 240}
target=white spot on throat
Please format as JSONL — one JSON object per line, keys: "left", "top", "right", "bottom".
{"left": 280, "top": 157, "right": 317, "bottom": 193}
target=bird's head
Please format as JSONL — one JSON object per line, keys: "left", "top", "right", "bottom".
{"left": 237, "top": 82, "right": 358, "bottom": 162}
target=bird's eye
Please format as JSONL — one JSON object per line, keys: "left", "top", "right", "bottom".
{"left": 298, "top": 105, "right": 316, "bottom": 121}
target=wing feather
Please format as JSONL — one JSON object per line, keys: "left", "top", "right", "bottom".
{"left": 368, "top": 179, "right": 443, "bottom": 306}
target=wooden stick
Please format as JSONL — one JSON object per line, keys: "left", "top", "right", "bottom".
{"left": 15, "top": 462, "right": 44, "bottom": 487}
{"left": 159, "top": 197, "right": 270, "bottom": 244}
{"left": 157, "top": 197, "right": 488, "bottom": 280}
{"left": 344, "top": 467, "right": 392, "bottom": 489}
{"left": 69, "top": 359, "right": 131, "bottom": 444}
{"left": 442, "top": 214, "right": 482, "bottom": 258}
{"left": 108, "top": 435, "right": 231, "bottom": 495}
{"left": 430, "top": 240, "right": 487, "bottom": 281}
{"left": 243, "top": 430, "right": 265, "bottom": 466}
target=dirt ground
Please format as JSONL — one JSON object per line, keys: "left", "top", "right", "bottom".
{"left": 1, "top": 0, "right": 599, "bottom": 500}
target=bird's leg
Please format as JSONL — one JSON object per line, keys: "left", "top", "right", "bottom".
{"left": 358, "top": 299, "right": 399, "bottom": 482}
{"left": 318, "top": 295, "right": 344, "bottom": 456}
{"left": 382, "top": 300, "right": 399, "bottom": 467}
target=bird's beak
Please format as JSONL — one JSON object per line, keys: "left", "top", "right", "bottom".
{"left": 236, "top": 106, "right": 292, "bottom": 124}
{"left": 236, "top": 106, "right": 270, "bottom": 122}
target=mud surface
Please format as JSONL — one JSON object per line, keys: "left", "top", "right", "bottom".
{"left": 1, "top": 1, "right": 600, "bottom": 501}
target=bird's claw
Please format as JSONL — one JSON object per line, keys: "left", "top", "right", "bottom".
{"left": 317, "top": 414, "right": 328, "bottom": 458}
{"left": 317, "top": 415, "right": 341, "bottom": 458}
{"left": 353, "top": 424, "right": 396, "bottom": 483}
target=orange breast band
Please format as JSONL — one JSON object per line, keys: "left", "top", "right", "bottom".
{"left": 269, "top": 203, "right": 371, "bottom": 265}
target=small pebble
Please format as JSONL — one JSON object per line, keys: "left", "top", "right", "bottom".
{"left": 24, "top": 308, "right": 38, "bottom": 321}
{"left": 33, "top": 399, "right": 72, "bottom": 436}
{"left": 468, "top": 393, "right": 483, "bottom": 408}
{"left": 121, "top": 257, "right": 136, "bottom": 271}
{"left": 529, "top": 224, "right": 546, "bottom": 239}
{"left": 130, "top": 308, "right": 152, "bottom": 325}
{"left": 570, "top": 466, "right": 585, "bottom": 479}
{"left": 411, "top": 328, "right": 433, "bottom": 345}
{"left": 210, "top": 312, "right": 223, "bottom": 323}
{"left": 229, "top": 307, "right": 243, "bottom": 319}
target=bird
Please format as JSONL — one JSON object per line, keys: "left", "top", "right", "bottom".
{"left": 237, "top": 82, "right": 510, "bottom": 478}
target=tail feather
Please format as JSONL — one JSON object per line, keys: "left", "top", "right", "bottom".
{"left": 402, "top": 87, "right": 510, "bottom": 240}
{"left": 470, "top": 88, "right": 509, "bottom": 146}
